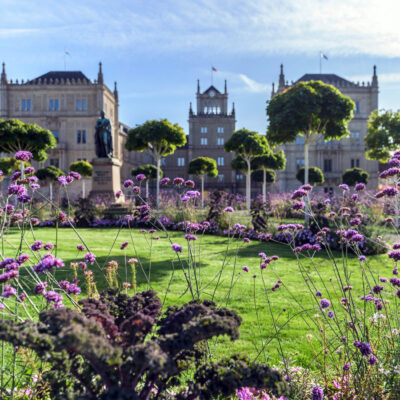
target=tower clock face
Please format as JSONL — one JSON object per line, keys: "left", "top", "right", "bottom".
{"left": 209, "top": 90, "right": 215, "bottom": 98}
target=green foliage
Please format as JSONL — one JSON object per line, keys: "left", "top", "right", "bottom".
{"left": 0, "top": 119, "right": 57, "bottom": 161}
{"left": 342, "top": 167, "right": 369, "bottom": 186}
{"left": 253, "top": 150, "right": 286, "bottom": 171}
{"left": 70, "top": 160, "right": 93, "bottom": 177}
{"left": 266, "top": 81, "right": 355, "bottom": 144}
{"left": 0, "top": 157, "right": 29, "bottom": 175}
{"left": 296, "top": 166, "right": 325, "bottom": 186}
{"left": 365, "top": 109, "right": 400, "bottom": 161}
{"left": 125, "top": 119, "right": 186, "bottom": 158}
{"left": 36, "top": 166, "right": 64, "bottom": 182}
{"left": 73, "top": 198, "right": 98, "bottom": 227}
{"left": 188, "top": 156, "right": 218, "bottom": 178}
{"left": 252, "top": 169, "right": 276, "bottom": 184}
{"left": 131, "top": 164, "right": 163, "bottom": 180}
{"left": 225, "top": 128, "right": 270, "bottom": 160}
{"left": 0, "top": 289, "right": 285, "bottom": 399}
{"left": 231, "top": 155, "right": 249, "bottom": 173}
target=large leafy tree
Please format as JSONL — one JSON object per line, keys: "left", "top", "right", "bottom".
{"left": 225, "top": 129, "right": 269, "bottom": 212}
{"left": 252, "top": 150, "right": 286, "bottom": 202}
{"left": 296, "top": 166, "right": 325, "bottom": 186}
{"left": 188, "top": 157, "right": 218, "bottom": 207}
{"left": 0, "top": 119, "right": 57, "bottom": 161}
{"left": 267, "top": 80, "right": 354, "bottom": 225}
{"left": 342, "top": 167, "right": 369, "bottom": 187}
{"left": 132, "top": 164, "right": 163, "bottom": 198}
{"left": 125, "top": 119, "right": 186, "bottom": 209}
{"left": 70, "top": 160, "right": 93, "bottom": 199}
{"left": 36, "top": 165, "right": 64, "bottom": 202}
{"left": 365, "top": 110, "right": 400, "bottom": 161}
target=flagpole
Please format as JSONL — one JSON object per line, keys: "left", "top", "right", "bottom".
{"left": 211, "top": 67, "right": 213, "bottom": 85}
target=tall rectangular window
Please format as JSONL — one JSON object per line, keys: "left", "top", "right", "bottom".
{"left": 177, "top": 158, "right": 185, "bottom": 167}
{"left": 355, "top": 101, "right": 360, "bottom": 114}
{"left": 49, "top": 99, "right": 59, "bottom": 111}
{"left": 200, "top": 138, "right": 208, "bottom": 145}
{"left": 217, "top": 137, "right": 224, "bottom": 145}
{"left": 296, "top": 159, "right": 305, "bottom": 171}
{"left": 236, "top": 173, "right": 243, "bottom": 180}
{"left": 324, "top": 159, "right": 332, "bottom": 172}
{"left": 76, "top": 99, "right": 87, "bottom": 111}
{"left": 200, "top": 127, "right": 207, "bottom": 133}
{"left": 51, "top": 130, "right": 59, "bottom": 143}
{"left": 21, "top": 99, "right": 31, "bottom": 111}
{"left": 217, "top": 174, "right": 224, "bottom": 182}
{"left": 217, "top": 157, "right": 224, "bottom": 166}
{"left": 217, "top": 127, "right": 224, "bottom": 133}
{"left": 76, "top": 130, "right": 86, "bottom": 144}
{"left": 351, "top": 159, "right": 360, "bottom": 168}
{"left": 82, "top": 130, "right": 86, "bottom": 143}
{"left": 295, "top": 135, "right": 305, "bottom": 145}
{"left": 350, "top": 132, "right": 360, "bottom": 145}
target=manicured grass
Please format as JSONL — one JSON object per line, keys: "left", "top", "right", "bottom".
{"left": 2, "top": 227, "right": 396, "bottom": 369}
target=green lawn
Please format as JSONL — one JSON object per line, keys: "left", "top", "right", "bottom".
{"left": 1, "top": 226, "right": 396, "bottom": 369}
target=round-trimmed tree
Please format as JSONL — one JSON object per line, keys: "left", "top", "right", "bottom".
{"left": 0, "top": 119, "right": 57, "bottom": 161}
{"left": 36, "top": 165, "right": 64, "bottom": 202}
{"left": 252, "top": 169, "right": 276, "bottom": 185}
{"left": 252, "top": 150, "right": 286, "bottom": 202}
{"left": 296, "top": 166, "right": 325, "bottom": 186}
{"left": 70, "top": 161, "right": 93, "bottom": 199}
{"left": 267, "top": 80, "right": 354, "bottom": 225}
{"left": 188, "top": 157, "right": 218, "bottom": 207}
{"left": 132, "top": 164, "right": 163, "bottom": 198}
{"left": 0, "top": 157, "right": 30, "bottom": 176}
{"left": 225, "top": 129, "right": 270, "bottom": 213}
{"left": 125, "top": 119, "right": 186, "bottom": 209}
{"left": 342, "top": 167, "right": 369, "bottom": 187}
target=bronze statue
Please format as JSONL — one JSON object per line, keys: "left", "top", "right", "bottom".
{"left": 95, "top": 110, "right": 113, "bottom": 158}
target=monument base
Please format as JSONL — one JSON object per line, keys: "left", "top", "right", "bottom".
{"left": 89, "top": 157, "right": 125, "bottom": 203}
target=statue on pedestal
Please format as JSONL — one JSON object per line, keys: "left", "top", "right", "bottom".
{"left": 95, "top": 110, "right": 113, "bottom": 158}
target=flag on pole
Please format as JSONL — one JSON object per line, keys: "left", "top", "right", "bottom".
{"left": 212, "top": 66, "right": 217, "bottom": 72}
{"left": 320, "top": 52, "right": 328, "bottom": 60}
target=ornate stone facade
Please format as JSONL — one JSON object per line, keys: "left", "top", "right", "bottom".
{"left": 271, "top": 65, "right": 379, "bottom": 192}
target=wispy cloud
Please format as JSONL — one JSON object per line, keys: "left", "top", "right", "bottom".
{"left": 2, "top": 0, "right": 400, "bottom": 57}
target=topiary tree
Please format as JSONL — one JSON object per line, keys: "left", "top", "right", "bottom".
{"left": 342, "top": 167, "right": 369, "bottom": 187}
{"left": 125, "top": 119, "right": 186, "bottom": 209}
{"left": 188, "top": 157, "right": 218, "bottom": 207}
{"left": 0, "top": 157, "right": 30, "bottom": 176}
{"left": 365, "top": 110, "right": 400, "bottom": 162}
{"left": 132, "top": 164, "right": 163, "bottom": 199}
{"left": 70, "top": 160, "right": 93, "bottom": 199}
{"left": 225, "top": 129, "right": 270, "bottom": 213}
{"left": 296, "top": 166, "right": 325, "bottom": 186}
{"left": 252, "top": 150, "right": 286, "bottom": 202}
{"left": 36, "top": 165, "right": 64, "bottom": 203}
{"left": 267, "top": 80, "right": 354, "bottom": 225}
{"left": 0, "top": 119, "right": 57, "bottom": 161}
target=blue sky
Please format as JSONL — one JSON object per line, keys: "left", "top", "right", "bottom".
{"left": 1, "top": 0, "right": 400, "bottom": 134}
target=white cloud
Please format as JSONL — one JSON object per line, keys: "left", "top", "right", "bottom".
{"left": 2, "top": 0, "right": 400, "bottom": 57}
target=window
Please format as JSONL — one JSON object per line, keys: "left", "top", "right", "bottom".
{"left": 350, "top": 132, "right": 360, "bottom": 145}
{"left": 296, "top": 159, "right": 305, "bottom": 170}
{"left": 200, "top": 127, "right": 207, "bottom": 133}
{"left": 236, "top": 173, "right": 243, "bottom": 180}
{"left": 351, "top": 159, "right": 360, "bottom": 168}
{"left": 201, "top": 138, "right": 208, "bottom": 145}
{"left": 77, "top": 130, "right": 86, "bottom": 144}
{"left": 177, "top": 158, "right": 185, "bottom": 167}
{"left": 295, "top": 135, "right": 305, "bottom": 145}
{"left": 161, "top": 158, "right": 166, "bottom": 166}
{"left": 49, "top": 99, "right": 59, "bottom": 111}
{"left": 217, "top": 127, "right": 224, "bottom": 134}
{"left": 76, "top": 99, "right": 87, "bottom": 111}
{"left": 217, "top": 157, "right": 224, "bottom": 166}
{"left": 21, "top": 99, "right": 31, "bottom": 111}
{"left": 50, "top": 158, "right": 59, "bottom": 168}
{"left": 217, "top": 137, "right": 224, "bottom": 145}
{"left": 217, "top": 174, "right": 224, "bottom": 182}
{"left": 324, "top": 159, "right": 332, "bottom": 172}
{"left": 51, "top": 130, "right": 59, "bottom": 143}
{"left": 355, "top": 101, "right": 360, "bottom": 114}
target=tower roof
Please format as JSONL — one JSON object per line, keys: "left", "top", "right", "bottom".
{"left": 27, "top": 71, "right": 91, "bottom": 84}
{"left": 201, "top": 85, "right": 222, "bottom": 95}
{"left": 295, "top": 73, "right": 357, "bottom": 87}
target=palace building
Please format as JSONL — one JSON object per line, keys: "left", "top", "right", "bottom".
{"left": 271, "top": 65, "right": 379, "bottom": 192}
{"left": 0, "top": 62, "right": 150, "bottom": 196}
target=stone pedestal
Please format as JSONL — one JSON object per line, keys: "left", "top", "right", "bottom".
{"left": 90, "top": 157, "right": 125, "bottom": 203}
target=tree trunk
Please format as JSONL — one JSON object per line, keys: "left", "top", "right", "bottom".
{"left": 201, "top": 175, "right": 204, "bottom": 208}
{"left": 156, "top": 155, "right": 161, "bottom": 210}
{"left": 49, "top": 182, "right": 53, "bottom": 203}
{"left": 145, "top": 181, "right": 149, "bottom": 199}
{"left": 82, "top": 180, "right": 86, "bottom": 199}
{"left": 246, "top": 158, "right": 251, "bottom": 214}
{"left": 304, "top": 140, "right": 310, "bottom": 228}
{"left": 262, "top": 169, "right": 266, "bottom": 203}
